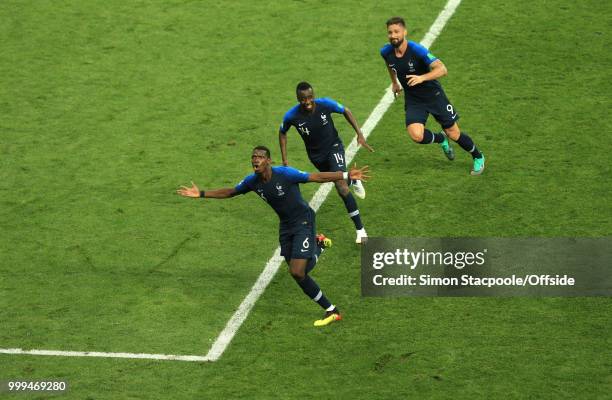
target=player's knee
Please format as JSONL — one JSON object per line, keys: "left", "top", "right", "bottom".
{"left": 409, "top": 132, "right": 423, "bottom": 143}
{"left": 407, "top": 127, "right": 424, "bottom": 142}
{"left": 335, "top": 180, "right": 350, "bottom": 197}
{"left": 289, "top": 267, "right": 305, "bottom": 281}
{"left": 444, "top": 124, "right": 460, "bottom": 141}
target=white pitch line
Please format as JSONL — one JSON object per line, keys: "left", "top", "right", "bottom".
{"left": 421, "top": 0, "right": 462, "bottom": 49}
{"left": 206, "top": 0, "right": 462, "bottom": 362}
{"left": 0, "top": 0, "right": 462, "bottom": 363}
{"left": 0, "top": 348, "right": 210, "bottom": 362}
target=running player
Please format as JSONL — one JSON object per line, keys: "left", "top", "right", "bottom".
{"left": 382, "top": 16, "right": 485, "bottom": 175}
{"left": 177, "top": 146, "right": 370, "bottom": 326}
{"left": 280, "top": 82, "right": 373, "bottom": 244}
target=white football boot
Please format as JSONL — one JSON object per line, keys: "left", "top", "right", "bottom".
{"left": 355, "top": 228, "right": 368, "bottom": 244}
{"left": 352, "top": 179, "right": 366, "bottom": 199}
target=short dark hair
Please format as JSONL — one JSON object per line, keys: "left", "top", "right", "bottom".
{"left": 296, "top": 81, "right": 313, "bottom": 95}
{"left": 253, "top": 145, "right": 271, "bottom": 158}
{"left": 386, "top": 16, "right": 405, "bottom": 27}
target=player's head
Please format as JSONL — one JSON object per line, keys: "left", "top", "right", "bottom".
{"left": 251, "top": 145, "right": 272, "bottom": 174}
{"left": 386, "top": 16, "right": 407, "bottom": 48}
{"left": 296, "top": 81, "right": 315, "bottom": 113}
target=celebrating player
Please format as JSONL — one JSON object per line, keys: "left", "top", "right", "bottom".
{"left": 177, "top": 146, "right": 370, "bottom": 326}
{"left": 279, "top": 82, "right": 373, "bottom": 244}
{"left": 381, "top": 16, "right": 485, "bottom": 175}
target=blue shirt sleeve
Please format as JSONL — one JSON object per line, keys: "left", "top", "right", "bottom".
{"left": 317, "top": 97, "right": 345, "bottom": 114}
{"left": 234, "top": 174, "right": 255, "bottom": 195}
{"left": 408, "top": 41, "right": 438, "bottom": 65}
{"left": 275, "top": 166, "right": 310, "bottom": 184}
{"left": 279, "top": 105, "right": 298, "bottom": 134}
{"left": 380, "top": 44, "right": 393, "bottom": 59}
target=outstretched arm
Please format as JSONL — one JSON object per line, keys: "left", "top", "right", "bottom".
{"left": 308, "top": 164, "right": 370, "bottom": 183}
{"left": 279, "top": 132, "right": 289, "bottom": 166}
{"left": 343, "top": 107, "right": 373, "bottom": 152}
{"left": 177, "top": 182, "right": 238, "bottom": 199}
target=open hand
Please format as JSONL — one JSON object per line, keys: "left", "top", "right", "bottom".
{"left": 177, "top": 181, "right": 200, "bottom": 198}
{"left": 348, "top": 163, "right": 371, "bottom": 182}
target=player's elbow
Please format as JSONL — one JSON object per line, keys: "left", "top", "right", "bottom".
{"left": 437, "top": 63, "right": 448, "bottom": 77}
{"left": 431, "top": 60, "right": 447, "bottom": 77}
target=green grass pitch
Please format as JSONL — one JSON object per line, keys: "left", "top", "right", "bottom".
{"left": 1, "top": 0, "right": 611, "bottom": 398}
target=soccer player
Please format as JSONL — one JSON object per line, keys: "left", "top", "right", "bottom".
{"left": 279, "top": 82, "right": 373, "bottom": 244}
{"left": 381, "top": 16, "right": 485, "bottom": 175}
{"left": 177, "top": 146, "right": 370, "bottom": 326}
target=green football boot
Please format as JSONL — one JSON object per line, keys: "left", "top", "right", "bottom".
{"left": 440, "top": 132, "right": 455, "bottom": 160}
{"left": 470, "top": 154, "right": 485, "bottom": 175}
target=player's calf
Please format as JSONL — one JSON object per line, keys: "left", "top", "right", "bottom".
{"left": 290, "top": 258, "right": 337, "bottom": 319}
{"left": 334, "top": 179, "right": 351, "bottom": 197}
{"left": 448, "top": 130, "right": 485, "bottom": 174}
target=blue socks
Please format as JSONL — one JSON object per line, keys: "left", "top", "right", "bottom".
{"left": 341, "top": 193, "right": 364, "bottom": 230}
{"left": 420, "top": 129, "right": 445, "bottom": 144}
{"left": 297, "top": 275, "right": 332, "bottom": 309}
{"left": 456, "top": 132, "right": 482, "bottom": 159}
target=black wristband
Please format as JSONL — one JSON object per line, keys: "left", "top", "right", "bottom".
{"left": 199, "top": 190, "right": 206, "bottom": 198}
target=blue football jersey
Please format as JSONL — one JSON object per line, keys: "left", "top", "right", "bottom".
{"left": 279, "top": 98, "right": 345, "bottom": 162}
{"left": 234, "top": 166, "right": 312, "bottom": 225}
{"left": 381, "top": 41, "right": 443, "bottom": 100}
